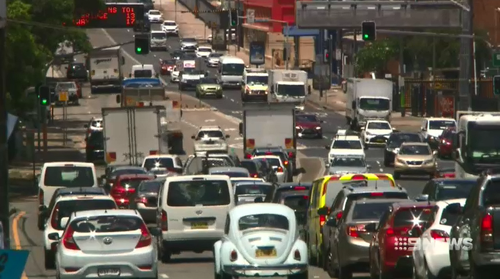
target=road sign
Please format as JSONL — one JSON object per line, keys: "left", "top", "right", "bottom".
{"left": 58, "top": 92, "right": 68, "bottom": 102}
{"left": 247, "top": 9, "right": 255, "bottom": 24}
{"left": 493, "top": 52, "right": 500, "bottom": 68}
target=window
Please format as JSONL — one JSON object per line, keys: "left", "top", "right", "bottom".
{"left": 435, "top": 180, "right": 476, "bottom": 200}
{"left": 151, "top": 33, "right": 166, "bottom": 39}
{"left": 53, "top": 199, "right": 117, "bottom": 230}
{"left": 399, "top": 145, "right": 431, "bottom": 155}
{"left": 238, "top": 214, "right": 289, "bottom": 231}
{"left": 120, "top": 178, "right": 150, "bottom": 189}
{"left": 283, "top": 195, "right": 309, "bottom": 211}
{"left": 387, "top": 133, "right": 422, "bottom": 148}
{"left": 331, "top": 191, "right": 345, "bottom": 212}
{"left": 163, "top": 21, "right": 176, "bottom": 26}
{"left": 166, "top": 180, "right": 231, "bottom": 206}
{"left": 331, "top": 157, "right": 365, "bottom": 167}
{"left": 198, "top": 48, "right": 212, "bottom": 52}
{"left": 196, "top": 130, "right": 224, "bottom": 139}
{"left": 332, "top": 140, "right": 362, "bottom": 149}
{"left": 240, "top": 161, "right": 257, "bottom": 173}
{"left": 276, "top": 84, "right": 305, "bottom": 97}
{"left": 70, "top": 216, "right": 143, "bottom": 233}
{"left": 254, "top": 151, "right": 287, "bottom": 163}
{"left": 134, "top": 70, "right": 153, "bottom": 77}
{"left": 212, "top": 171, "right": 249, "bottom": 178}
{"left": 439, "top": 204, "right": 463, "bottom": 226}
{"left": 143, "top": 158, "right": 174, "bottom": 171}
{"left": 351, "top": 202, "right": 393, "bottom": 220}
{"left": 138, "top": 180, "right": 163, "bottom": 193}
{"left": 261, "top": 158, "right": 281, "bottom": 168}
{"left": 482, "top": 179, "right": 500, "bottom": 207}
{"left": 44, "top": 166, "right": 94, "bottom": 187}
{"left": 221, "top": 63, "right": 245, "bottom": 76}
{"left": 296, "top": 114, "right": 318, "bottom": 123}
{"left": 377, "top": 210, "right": 391, "bottom": 230}
{"left": 88, "top": 132, "right": 104, "bottom": 148}
{"left": 110, "top": 168, "right": 147, "bottom": 178}
{"left": 235, "top": 184, "right": 272, "bottom": 196}
{"left": 247, "top": 76, "right": 268, "bottom": 85}
{"left": 224, "top": 214, "right": 230, "bottom": 234}
{"left": 429, "top": 120, "right": 456, "bottom": 130}
{"left": 310, "top": 180, "right": 321, "bottom": 208}
{"left": 367, "top": 122, "right": 391, "bottom": 130}
{"left": 393, "top": 208, "right": 434, "bottom": 228}
{"left": 359, "top": 98, "right": 390, "bottom": 111}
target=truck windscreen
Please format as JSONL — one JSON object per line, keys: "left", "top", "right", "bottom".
{"left": 467, "top": 124, "right": 500, "bottom": 164}
{"left": 222, "top": 64, "right": 244, "bottom": 76}
{"left": 276, "top": 84, "right": 305, "bottom": 97}
{"left": 359, "top": 98, "right": 390, "bottom": 111}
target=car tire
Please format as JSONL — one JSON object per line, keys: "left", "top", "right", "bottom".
{"left": 219, "top": 271, "right": 232, "bottom": 279}
{"left": 160, "top": 243, "right": 172, "bottom": 263}
{"left": 287, "top": 270, "right": 308, "bottom": 279}
{"left": 37, "top": 215, "right": 45, "bottom": 230}
{"left": 337, "top": 251, "right": 352, "bottom": 279}
{"left": 44, "top": 250, "right": 55, "bottom": 269}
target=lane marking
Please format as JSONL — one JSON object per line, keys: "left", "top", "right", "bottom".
{"left": 379, "top": 168, "right": 384, "bottom": 172}
{"left": 234, "top": 137, "right": 243, "bottom": 141}
{"left": 205, "top": 119, "right": 215, "bottom": 122}
{"left": 12, "top": 211, "right": 28, "bottom": 279}
{"left": 161, "top": 274, "right": 169, "bottom": 278}
{"left": 376, "top": 161, "right": 381, "bottom": 166}
{"left": 224, "top": 128, "right": 236, "bottom": 131}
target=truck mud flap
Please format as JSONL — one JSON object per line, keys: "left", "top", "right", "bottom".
{"left": 493, "top": 208, "right": 500, "bottom": 250}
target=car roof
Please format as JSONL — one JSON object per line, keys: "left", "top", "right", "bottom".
{"left": 392, "top": 201, "right": 436, "bottom": 210}
{"left": 55, "top": 187, "right": 105, "bottom": 195}
{"left": 229, "top": 203, "right": 294, "bottom": 220}
{"left": 254, "top": 147, "right": 284, "bottom": 151}
{"left": 343, "top": 184, "right": 406, "bottom": 193}
{"left": 209, "top": 167, "right": 248, "bottom": 173}
{"left": 72, "top": 209, "right": 140, "bottom": 219}
{"left": 163, "top": 20, "right": 176, "bottom": 23}
{"left": 55, "top": 194, "right": 114, "bottom": 203}
{"left": 234, "top": 182, "right": 273, "bottom": 187}
{"left": 426, "top": 117, "right": 455, "bottom": 121}
{"left": 367, "top": 120, "right": 390, "bottom": 123}
{"left": 165, "top": 174, "right": 231, "bottom": 182}
{"left": 143, "top": 155, "right": 177, "bottom": 160}
{"left": 151, "top": 30, "right": 165, "bottom": 33}
{"left": 198, "top": 126, "right": 222, "bottom": 131}
{"left": 116, "top": 174, "right": 154, "bottom": 180}
{"left": 113, "top": 165, "right": 145, "bottom": 171}
{"left": 253, "top": 155, "right": 281, "bottom": 160}
{"left": 400, "top": 142, "right": 429, "bottom": 147}
{"left": 432, "top": 178, "right": 476, "bottom": 183}
{"left": 278, "top": 182, "right": 312, "bottom": 189}
{"left": 333, "top": 136, "right": 361, "bottom": 141}
{"left": 43, "top": 162, "right": 94, "bottom": 167}
{"left": 240, "top": 159, "right": 256, "bottom": 163}
{"left": 351, "top": 198, "right": 405, "bottom": 205}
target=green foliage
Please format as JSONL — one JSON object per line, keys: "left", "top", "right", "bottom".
{"left": 355, "top": 39, "right": 399, "bottom": 76}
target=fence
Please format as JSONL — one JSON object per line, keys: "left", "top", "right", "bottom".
{"left": 400, "top": 78, "right": 498, "bottom": 117}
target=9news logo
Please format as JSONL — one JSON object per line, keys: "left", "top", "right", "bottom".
{"left": 394, "top": 237, "right": 473, "bottom": 251}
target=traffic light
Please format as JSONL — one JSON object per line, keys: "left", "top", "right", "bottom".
{"left": 135, "top": 34, "right": 149, "bottom": 54}
{"left": 494, "top": 75, "right": 500, "bottom": 96}
{"left": 230, "top": 10, "right": 237, "bottom": 26}
{"left": 39, "top": 85, "right": 50, "bottom": 106}
{"left": 361, "top": 21, "right": 376, "bottom": 41}
{"left": 324, "top": 49, "right": 330, "bottom": 63}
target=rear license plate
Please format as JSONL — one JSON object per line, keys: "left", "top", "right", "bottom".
{"left": 255, "top": 248, "right": 277, "bottom": 258}
{"left": 191, "top": 222, "right": 208, "bottom": 229}
{"left": 98, "top": 268, "right": 120, "bottom": 276}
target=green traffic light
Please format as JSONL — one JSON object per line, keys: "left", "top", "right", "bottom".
{"left": 364, "top": 34, "right": 369, "bottom": 39}
{"left": 136, "top": 47, "right": 142, "bottom": 53}
{"left": 42, "top": 99, "right": 47, "bottom": 105}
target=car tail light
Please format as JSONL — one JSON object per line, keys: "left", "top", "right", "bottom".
{"left": 265, "top": 152, "right": 273, "bottom": 155}
{"left": 294, "top": 186, "right": 306, "bottom": 190}
{"left": 386, "top": 227, "right": 410, "bottom": 236}
{"left": 430, "top": 230, "right": 449, "bottom": 242}
{"left": 277, "top": 167, "right": 283, "bottom": 172}
{"left": 347, "top": 226, "right": 361, "bottom": 238}
{"left": 135, "top": 223, "right": 152, "bottom": 248}
{"left": 246, "top": 139, "right": 255, "bottom": 149}
{"left": 135, "top": 197, "right": 148, "bottom": 204}
{"left": 294, "top": 249, "right": 301, "bottom": 260}
{"left": 50, "top": 204, "right": 60, "bottom": 228}
{"left": 62, "top": 225, "right": 80, "bottom": 250}
{"left": 288, "top": 151, "right": 295, "bottom": 158}
{"left": 319, "top": 214, "right": 326, "bottom": 227}
{"left": 303, "top": 195, "right": 309, "bottom": 200}
{"left": 150, "top": 150, "right": 158, "bottom": 155}
{"left": 371, "top": 192, "right": 384, "bottom": 196}
{"left": 230, "top": 250, "right": 238, "bottom": 262}
{"left": 111, "top": 186, "right": 126, "bottom": 196}
{"left": 161, "top": 210, "right": 168, "bottom": 231}
{"left": 245, "top": 154, "right": 252, "bottom": 159}
{"left": 481, "top": 214, "right": 493, "bottom": 244}
{"left": 351, "top": 175, "right": 366, "bottom": 180}
{"left": 38, "top": 190, "right": 44, "bottom": 205}
{"left": 336, "top": 211, "right": 343, "bottom": 220}
{"left": 283, "top": 161, "right": 289, "bottom": 166}
{"left": 251, "top": 173, "right": 258, "bottom": 178}
{"left": 107, "top": 152, "right": 117, "bottom": 160}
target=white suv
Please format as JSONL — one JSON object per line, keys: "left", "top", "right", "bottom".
{"left": 156, "top": 175, "right": 234, "bottom": 262}
{"left": 326, "top": 135, "right": 365, "bottom": 160}
{"left": 161, "top": 20, "right": 178, "bottom": 35}
{"left": 192, "top": 126, "right": 230, "bottom": 153}
{"left": 43, "top": 195, "right": 117, "bottom": 269}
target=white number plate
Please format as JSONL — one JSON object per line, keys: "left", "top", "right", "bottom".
{"left": 98, "top": 268, "right": 120, "bottom": 277}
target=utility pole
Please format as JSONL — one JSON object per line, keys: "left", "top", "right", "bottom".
{"left": 458, "top": 0, "right": 473, "bottom": 111}
{"left": 0, "top": 0, "right": 10, "bottom": 249}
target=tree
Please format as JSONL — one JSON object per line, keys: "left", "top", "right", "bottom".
{"left": 355, "top": 39, "right": 399, "bottom": 76}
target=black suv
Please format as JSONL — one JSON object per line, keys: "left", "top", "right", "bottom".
{"left": 85, "top": 130, "right": 104, "bottom": 162}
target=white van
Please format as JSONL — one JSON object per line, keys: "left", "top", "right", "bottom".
{"left": 156, "top": 175, "right": 234, "bottom": 262}
{"left": 131, "top": 64, "right": 157, "bottom": 78}
{"left": 217, "top": 56, "right": 245, "bottom": 88}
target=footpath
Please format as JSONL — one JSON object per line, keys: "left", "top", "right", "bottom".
{"left": 155, "top": 0, "right": 423, "bottom": 131}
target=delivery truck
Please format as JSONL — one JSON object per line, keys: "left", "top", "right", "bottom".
{"left": 268, "top": 70, "right": 309, "bottom": 110}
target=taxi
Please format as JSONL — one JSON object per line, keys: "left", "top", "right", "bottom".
{"left": 305, "top": 173, "right": 396, "bottom": 266}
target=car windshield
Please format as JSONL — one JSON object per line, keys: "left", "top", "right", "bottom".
{"left": 201, "top": 78, "right": 217, "bottom": 84}
{"left": 163, "top": 21, "right": 176, "bottom": 26}
{"left": 44, "top": 166, "right": 94, "bottom": 187}
{"left": 439, "top": 204, "right": 463, "bottom": 226}
{"left": 399, "top": 145, "right": 431, "bottom": 155}
{"left": 429, "top": 120, "right": 456, "bottom": 130}
{"left": 331, "top": 157, "right": 365, "bottom": 167}
{"left": 387, "top": 133, "right": 422, "bottom": 148}
{"left": 134, "top": 70, "right": 153, "bottom": 77}
{"left": 247, "top": 76, "right": 268, "bottom": 84}
{"left": 184, "top": 157, "right": 233, "bottom": 174}
{"left": 235, "top": 184, "right": 272, "bottom": 196}
{"left": 276, "top": 84, "right": 305, "bottom": 97}
{"left": 239, "top": 214, "right": 289, "bottom": 231}
{"left": 53, "top": 199, "right": 117, "bottom": 230}
{"left": 57, "top": 83, "right": 75, "bottom": 90}
{"left": 296, "top": 114, "right": 318, "bottom": 122}
{"left": 182, "top": 38, "right": 196, "bottom": 43}
{"left": 435, "top": 181, "right": 475, "bottom": 200}
{"left": 221, "top": 63, "right": 245, "bottom": 76}
{"left": 209, "top": 53, "right": 223, "bottom": 58}
{"left": 151, "top": 33, "right": 166, "bottom": 39}
{"left": 198, "top": 48, "right": 212, "bottom": 52}
{"left": 143, "top": 158, "right": 174, "bottom": 171}
{"left": 197, "top": 130, "right": 223, "bottom": 138}
{"left": 110, "top": 168, "right": 147, "bottom": 179}
{"left": 240, "top": 161, "right": 257, "bottom": 173}
{"left": 70, "top": 216, "right": 143, "bottom": 233}
{"left": 149, "top": 11, "right": 161, "bottom": 15}
{"left": 332, "top": 140, "right": 362, "bottom": 149}
{"left": 393, "top": 207, "right": 434, "bottom": 234}
{"left": 88, "top": 132, "right": 104, "bottom": 148}
{"left": 368, "top": 122, "right": 391, "bottom": 129}
{"left": 166, "top": 180, "right": 230, "bottom": 206}
{"left": 351, "top": 202, "right": 394, "bottom": 220}
{"left": 359, "top": 98, "right": 390, "bottom": 110}
{"left": 138, "top": 180, "right": 163, "bottom": 193}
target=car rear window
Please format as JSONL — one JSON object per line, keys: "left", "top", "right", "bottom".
{"left": 110, "top": 169, "right": 147, "bottom": 178}
{"left": 120, "top": 178, "right": 150, "bottom": 189}
{"left": 53, "top": 199, "right": 117, "bottom": 230}
{"left": 282, "top": 195, "right": 309, "bottom": 211}
{"left": 393, "top": 207, "right": 434, "bottom": 228}
{"left": 482, "top": 180, "right": 500, "bottom": 207}
{"left": 261, "top": 158, "right": 281, "bottom": 167}
{"left": 143, "top": 158, "right": 174, "bottom": 171}
{"left": 255, "top": 151, "right": 286, "bottom": 162}
{"left": 213, "top": 172, "right": 249, "bottom": 178}
{"left": 235, "top": 184, "right": 272, "bottom": 196}
{"left": 239, "top": 214, "right": 289, "bottom": 231}
{"left": 440, "top": 204, "right": 463, "bottom": 226}
{"left": 138, "top": 180, "right": 163, "bottom": 193}
{"left": 351, "top": 202, "right": 393, "bottom": 220}
{"left": 167, "top": 180, "right": 231, "bottom": 206}
{"left": 240, "top": 161, "right": 257, "bottom": 173}
{"left": 274, "top": 188, "right": 309, "bottom": 202}
{"left": 44, "top": 166, "right": 95, "bottom": 187}
{"left": 343, "top": 192, "right": 408, "bottom": 210}
{"left": 435, "top": 181, "right": 475, "bottom": 200}
{"left": 70, "top": 216, "right": 143, "bottom": 232}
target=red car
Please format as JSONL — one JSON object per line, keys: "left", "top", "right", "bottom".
{"left": 110, "top": 174, "right": 154, "bottom": 208}
{"left": 368, "top": 201, "right": 435, "bottom": 278}
{"left": 295, "top": 113, "right": 323, "bottom": 139}
{"left": 437, "top": 128, "right": 456, "bottom": 158}
{"left": 435, "top": 168, "right": 455, "bottom": 178}
{"left": 159, "top": 58, "right": 176, "bottom": 75}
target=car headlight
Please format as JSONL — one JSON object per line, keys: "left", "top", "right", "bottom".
{"left": 315, "top": 126, "right": 321, "bottom": 130}
{"left": 423, "top": 159, "right": 434, "bottom": 164}
{"left": 296, "top": 126, "right": 300, "bottom": 129}
{"left": 396, "top": 158, "right": 406, "bottom": 164}
{"left": 366, "top": 131, "right": 373, "bottom": 136}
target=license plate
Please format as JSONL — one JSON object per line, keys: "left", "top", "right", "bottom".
{"left": 255, "top": 248, "right": 277, "bottom": 258}
{"left": 98, "top": 268, "right": 120, "bottom": 277}
{"left": 191, "top": 222, "right": 208, "bottom": 229}
{"left": 375, "top": 138, "right": 385, "bottom": 142}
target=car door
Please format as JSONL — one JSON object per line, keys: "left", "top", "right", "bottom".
{"left": 307, "top": 180, "right": 321, "bottom": 247}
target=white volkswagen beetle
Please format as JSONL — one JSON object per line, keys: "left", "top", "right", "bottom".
{"left": 214, "top": 203, "right": 308, "bottom": 279}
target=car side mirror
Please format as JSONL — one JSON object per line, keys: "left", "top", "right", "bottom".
{"left": 317, "top": 206, "right": 328, "bottom": 216}
{"left": 225, "top": 135, "right": 230, "bottom": 138}
{"left": 59, "top": 217, "right": 69, "bottom": 228}
{"left": 254, "top": 196, "right": 264, "bottom": 203}
{"left": 150, "top": 227, "right": 161, "bottom": 236}
{"left": 351, "top": 101, "right": 356, "bottom": 110}
{"left": 191, "top": 135, "right": 196, "bottom": 139}
{"left": 415, "top": 194, "right": 429, "bottom": 202}
{"left": 324, "top": 145, "right": 330, "bottom": 150}
{"left": 116, "top": 95, "right": 121, "bottom": 104}
{"left": 421, "top": 127, "right": 427, "bottom": 131}
{"left": 364, "top": 223, "right": 377, "bottom": 232}
{"left": 48, "top": 233, "right": 60, "bottom": 241}
{"left": 292, "top": 167, "right": 306, "bottom": 176}
{"left": 446, "top": 203, "right": 462, "bottom": 215}
{"left": 326, "top": 218, "right": 337, "bottom": 227}
{"left": 360, "top": 126, "right": 365, "bottom": 131}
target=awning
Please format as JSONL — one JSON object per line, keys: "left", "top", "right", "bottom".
{"left": 282, "top": 26, "right": 320, "bottom": 37}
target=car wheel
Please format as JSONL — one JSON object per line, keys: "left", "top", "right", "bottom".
{"left": 44, "top": 250, "right": 55, "bottom": 269}
{"left": 160, "top": 242, "right": 172, "bottom": 263}
{"left": 337, "top": 251, "right": 353, "bottom": 279}
{"left": 287, "top": 270, "right": 308, "bottom": 279}
{"left": 37, "top": 215, "right": 45, "bottom": 230}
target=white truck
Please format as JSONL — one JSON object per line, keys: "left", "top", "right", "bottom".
{"left": 178, "top": 59, "right": 207, "bottom": 91}
{"left": 102, "top": 106, "right": 168, "bottom": 166}
{"left": 454, "top": 111, "right": 500, "bottom": 178}
{"left": 344, "top": 78, "right": 393, "bottom": 130}
{"left": 87, "top": 46, "right": 125, "bottom": 94}
{"left": 240, "top": 103, "right": 297, "bottom": 159}
{"left": 268, "top": 70, "right": 308, "bottom": 110}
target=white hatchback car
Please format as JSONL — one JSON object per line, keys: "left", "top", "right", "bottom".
{"left": 170, "top": 66, "right": 180, "bottom": 83}
{"left": 161, "top": 20, "right": 178, "bottom": 35}
{"left": 252, "top": 155, "right": 287, "bottom": 183}
{"left": 214, "top": 203, "right": 308, "bottom": 279}
{"left": 361, "top": 120, "right": 394, "bottom": 146}
{"left": 412, "top": 199, "right": 466, "bottom": 279}
{"left": 196, "top": 46, "right": 213, "bottom": 58}
{"left": 50, "top": 209, "right": 160, "bottom": 279}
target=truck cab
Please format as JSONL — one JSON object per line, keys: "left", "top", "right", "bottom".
{"left": 268, "top": 70, "right": 308, "bottom": 110}
{"left": 130, "top": 64, "right": 157, "bottom": 78}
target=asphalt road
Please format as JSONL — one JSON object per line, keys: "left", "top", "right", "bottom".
{"left": 10, "top": 22, "right": 454, "bottom": 279}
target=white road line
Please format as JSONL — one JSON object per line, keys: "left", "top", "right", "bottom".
{"left": 234, "top": 137, "right": 243, "bottom": 141}
{"left": 230, "top": 98, "right": 234, "bottom": 102}
{"left": 160, "top": 274, "right": 169, "bottom": 278}
{"left": 376, "top": 160, "right": 380, "bottom": 166}
{"left": 379, "top": 168, "right": 384, "bottom": 172}
{"left": 205, "top": 119, "right": 215, "bottom": 122}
